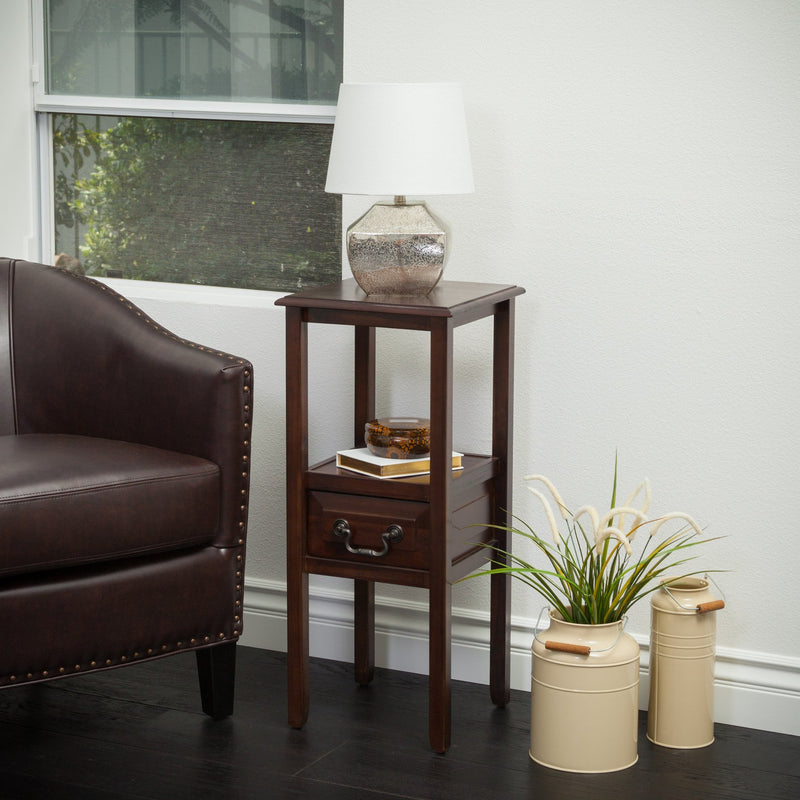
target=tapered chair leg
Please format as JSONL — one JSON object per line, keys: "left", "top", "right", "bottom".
{"left": 196, "top": 641, "right": 237, "bottom": 719}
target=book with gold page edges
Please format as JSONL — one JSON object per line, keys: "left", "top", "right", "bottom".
{"left": 336, "top": 447, "right": 463, "bottom": 479}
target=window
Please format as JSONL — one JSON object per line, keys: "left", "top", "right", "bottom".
{"left": 38, "top": 1, "right": 343, "bottom": 292}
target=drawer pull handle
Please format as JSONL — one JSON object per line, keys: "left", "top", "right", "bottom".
{"left": 332, "top": 518, "right": 404, "bottom": 557}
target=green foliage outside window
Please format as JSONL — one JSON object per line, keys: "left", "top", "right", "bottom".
{"left": 54, "top": 114, "right": 341, "bottom": 291}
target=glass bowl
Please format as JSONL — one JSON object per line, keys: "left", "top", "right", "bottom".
{"left": 365, "top": 417, "right": 431, "bottom": 459}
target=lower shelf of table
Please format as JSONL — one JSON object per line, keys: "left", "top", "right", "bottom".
{"left": 305, "top": 453, "right": 499, "bottom": 501}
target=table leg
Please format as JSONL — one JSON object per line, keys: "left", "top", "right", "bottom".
{"left": 285, "top": 306, "right": 309, "bottom": 728}
{"left": 287, "top": 570, "right": 309, "bottom": 728}
{"left": 490, "top": 299, "right": 513, "bottom": 707}
{"left": 428, "top": 580, "right": 452, "bottom": 753}
{"left": 490, "top": 568, "right": 511, "bottom": 707}
{"left": 428, "top": 316, "right": 453, "bottom": 753}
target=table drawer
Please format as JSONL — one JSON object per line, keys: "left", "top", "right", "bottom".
{"left": 307, "top": 491, "right": 429, "bottom": 569}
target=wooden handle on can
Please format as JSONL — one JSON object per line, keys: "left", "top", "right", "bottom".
{"left": 545, "top": 640, "right": 591, "bottom": 656}
{"left": 697, "top": 599, "right": 725, "bottom": 613}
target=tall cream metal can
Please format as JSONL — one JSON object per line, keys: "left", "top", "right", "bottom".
{"left": 647, "top": 577, "right": 725, "bottom": 748}
{"left": 530, "top": 610, "right": 640, "bottom": 773}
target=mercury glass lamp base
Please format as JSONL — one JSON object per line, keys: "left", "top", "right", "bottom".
{"left": 346, "top": 201, "right": 448, "bottom": 296}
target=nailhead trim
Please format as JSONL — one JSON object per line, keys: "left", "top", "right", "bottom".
{"left": 1, "top": 631, "right": 241, "bottom": 687}
{"left": 59, "top": 268, "right": 249, "bottom": 365}
{"left": 237, "top": 364, "right": 252, "bottom": 638}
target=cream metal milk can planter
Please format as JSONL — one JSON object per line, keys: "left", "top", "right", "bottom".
{"left": 647, "top": 576, "right": 725, "bottom": 748}
{"left": 530, "top": 609, "right": 640, "bottom": 773}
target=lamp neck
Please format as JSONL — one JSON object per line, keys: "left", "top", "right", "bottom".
{"left": 394, "top": 195, "right": 407, "bottom": 206}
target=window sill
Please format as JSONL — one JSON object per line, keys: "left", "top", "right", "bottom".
{"left": 96, "top": 277, "right": 291, "bottom": 309}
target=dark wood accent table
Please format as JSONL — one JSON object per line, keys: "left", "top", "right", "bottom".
{"left": 276, "top": 279, "right": 525, "bottom": 753}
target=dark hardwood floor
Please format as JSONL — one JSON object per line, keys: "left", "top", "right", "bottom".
{"left": 1, "top": 646, "right": 797, "bottom": 799}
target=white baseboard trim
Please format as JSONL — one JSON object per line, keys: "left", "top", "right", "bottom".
{"left": 239, "top": 578, "right": 800, "bottom": 738}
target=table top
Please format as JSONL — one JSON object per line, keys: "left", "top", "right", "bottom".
{"left": 275, "top": 279, "right": 525, "bottom": 319}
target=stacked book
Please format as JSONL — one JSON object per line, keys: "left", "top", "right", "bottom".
{"left": 336, "top": 447, "right": 463, "bottom": 479}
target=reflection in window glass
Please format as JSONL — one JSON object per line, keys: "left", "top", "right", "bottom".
{"left": 45, "top": 0, "right": 343, "bottom": 103}
{"left": 53, "top": 114, "right": 341, "bottom": 291}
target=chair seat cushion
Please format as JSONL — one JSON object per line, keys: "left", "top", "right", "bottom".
{"left": 0, "top": 434, "right": 221, "bottom": 578}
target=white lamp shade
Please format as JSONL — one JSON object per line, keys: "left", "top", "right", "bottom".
{"left": 325, "top": 82, "right": 474, "bottom": 197}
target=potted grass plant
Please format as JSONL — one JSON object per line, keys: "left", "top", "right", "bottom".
{"left": 464, "top": 460, "right": 717, "bottom": 773}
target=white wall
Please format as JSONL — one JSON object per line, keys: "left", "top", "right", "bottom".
{"left": 2, "top": 1, "right": 798, "bottom": 735}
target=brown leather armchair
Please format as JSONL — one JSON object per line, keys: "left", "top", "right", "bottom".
{"left": 0, "top": 258, "right": 253, "bottom": 718}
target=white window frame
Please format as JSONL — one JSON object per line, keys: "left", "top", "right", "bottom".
{"left": 30, "top": 1, "right": 338, "bottom": 298}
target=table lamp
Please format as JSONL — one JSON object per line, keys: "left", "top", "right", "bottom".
{"left": 325, "top": 82, "right": 474, "bottom": 296}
